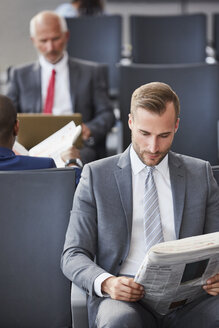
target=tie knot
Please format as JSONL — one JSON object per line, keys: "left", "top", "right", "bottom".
{"left": 146, "top": 166, "right": 155, "bottom": 174}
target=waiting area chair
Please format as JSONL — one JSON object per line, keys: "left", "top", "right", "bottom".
{"left": 71, "top": 283, "right": 88, "bottom": 328}
{"left": 130, "top": 14, "right": 207, "bottom": 64}
{"left": 119, "top": 62, "right": 219, "bottom": 165}
{"left": 0, "top": 168, "right": 76, "bottom": 327}
{"left": 66, "top": 15, "right": 122, "bottom": 96}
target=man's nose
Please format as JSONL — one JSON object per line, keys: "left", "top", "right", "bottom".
{"left": 148, "top": 138, "right": 158, "bottom": 153}
{"left": 46, "top": 40, "right": 55, "bottom": 52}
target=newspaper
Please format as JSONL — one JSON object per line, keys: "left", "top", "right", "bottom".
{"left": 134, "top": 232, "right": 219, "bottom": 315}
{"left": 13, "top": 121, "right": 82, "bottom": 167}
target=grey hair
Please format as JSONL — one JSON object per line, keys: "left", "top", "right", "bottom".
{"left": 30, "top": 11, "right": 68, "bottom": 37}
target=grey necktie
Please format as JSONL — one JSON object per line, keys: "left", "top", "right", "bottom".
{"left": 144, "top": 166, "right": 164, "bottom": 252}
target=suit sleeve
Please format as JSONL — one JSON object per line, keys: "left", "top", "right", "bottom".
{"left": 6, "top": 67, "right": 21, "bottom": 112}
{"left": 49, "top": 158, "right": 57, "bottom": 168}
{"left": 85, "top": 64, "right": 115, "bottom": 143}
{"left": 61, "top": 164, "right": 107, "bottom": 296}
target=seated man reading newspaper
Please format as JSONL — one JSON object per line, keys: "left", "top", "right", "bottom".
{"left": 61, "top": 82, "right": 219, "bottom": 328}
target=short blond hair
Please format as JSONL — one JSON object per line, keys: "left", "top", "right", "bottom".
{"left": 130, "top": 82, "right": 180, "bottom": 121}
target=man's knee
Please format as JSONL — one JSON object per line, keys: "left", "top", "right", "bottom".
{"left": 167, "top": 295, "right": 219, "bottom": 328}
{"left": 95, "top": 299, "right": 145, "bottom": 328}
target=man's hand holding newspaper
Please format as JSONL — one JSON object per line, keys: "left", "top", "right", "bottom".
{"left": 203, "top": 272, "right": 219, "bottom": 296}
{"left": 101, "top": 276, "right": 144, "bottom": 302}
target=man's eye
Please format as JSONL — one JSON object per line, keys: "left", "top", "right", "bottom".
{"left": 140, "top": 131, "right": 149, "bottom": 136}
{"left": 160, "top": 134, "right": 169, "bottom": 138}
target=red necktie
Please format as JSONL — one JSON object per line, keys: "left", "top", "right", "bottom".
{"left": 43, "top": 69, "right": 56, "bottom": 114}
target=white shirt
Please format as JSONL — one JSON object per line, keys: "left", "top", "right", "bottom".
{"left": 39, "top": 52, "right": 73, "bottom": 115}
{"left": 120, "top": 146, "right": 176, "bottom": 275}
{"left": 94, "top": 146, "right": 176, "bottom": 296}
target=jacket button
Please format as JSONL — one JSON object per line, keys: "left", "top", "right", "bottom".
{"left": 119, "top": 260, "right": 123, "bottom": 265}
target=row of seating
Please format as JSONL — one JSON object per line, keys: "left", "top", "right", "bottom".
{"left": 66, "top": 13, "right": 219, "bottom": 166}
{"left": 66, "top": 13, "right": 219, "bottom": 93}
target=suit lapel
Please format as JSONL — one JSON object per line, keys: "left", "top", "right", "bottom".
{"left": 32, "top": 62, "right": 42, "bottom": 113}
{"left": 114, "top": 147, "right": 133, "bottom": 244}
{"left": 169, "top": 151, "right": 186, "bottom": 238}
{"left": 68, "top": 59, "right": 79, "bottom": 112}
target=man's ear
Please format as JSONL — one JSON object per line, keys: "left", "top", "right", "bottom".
{"left": 13, "top": 120, "right": 19, "bottom": 136}
{"left": 174, "top": 118, "right": 180, "bottom": 133}
{"left": 128, "top": 113, "right": 133, "bottom": 131}
{"left": 30, "top": 37, "right": 37, "bottom": 50}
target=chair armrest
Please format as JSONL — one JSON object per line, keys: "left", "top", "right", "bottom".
{"left": 71, "top": 283, "right": 88, "bottom": 328}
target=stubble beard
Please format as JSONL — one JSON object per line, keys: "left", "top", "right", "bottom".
{"left": 133, "top": 142, "right": 170, "bottom": 166}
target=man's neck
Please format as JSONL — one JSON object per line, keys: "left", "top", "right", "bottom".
{"left": 40, "top": 52, "right": 66, "bottom": 66}
{"left": 0, "top": 136, "right": 15, "bottom": 150}
{"left": 0, "top": 143, "right": 12, "bottom": 150}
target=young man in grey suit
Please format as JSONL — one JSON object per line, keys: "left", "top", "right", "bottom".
{"left": 61, "top": 82, "right": 219, "bottom": 327}
{"left": 6, "top": 11, "right": 115, "bottom": 165}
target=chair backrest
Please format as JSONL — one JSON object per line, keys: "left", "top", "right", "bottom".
{"left": 0, "top": 168, "right": 75, "bottom": 327}
{"left": 119, "top": 62, "right": 219, "bottom": 165}
{"left": 71, "top": 283, "right": 88, "bottom": 328}
{"left": 130, "top": 14, "right": 207, "bottom": 64}
{"left": 213, "top": 13, "right": 219, "bottom": 61}
{"left": 66, "top": 15, "right": 122, "bottom": 94}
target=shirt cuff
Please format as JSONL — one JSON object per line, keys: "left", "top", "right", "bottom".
{"left": 94, "top": 272, "right": 113, "bottom": 297}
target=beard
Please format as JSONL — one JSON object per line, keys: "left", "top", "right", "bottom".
{"left": 132, "top": 141, "right": 170, "bottom": 166}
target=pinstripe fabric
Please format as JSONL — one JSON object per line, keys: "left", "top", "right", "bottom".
{"left": 144, "top": 166, "right": 164, "bottom": 252}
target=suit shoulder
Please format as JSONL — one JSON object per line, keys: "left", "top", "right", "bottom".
{"left": 170, "top": 151, "right": 210, "bottom": 169}
{"left": 19, "top": 155, "right": 55, "bottom": 169}
{"left": 10, "top": 62, "right": 38, "bottom": 74}
{"left": 69, "top": 56, "right": 103, "bottom": 69}
{"left": 175, "top": 152, "right": 208, "bottom": 164}
{"left": 84, "top": 154, "right": 121, "bottom": 173}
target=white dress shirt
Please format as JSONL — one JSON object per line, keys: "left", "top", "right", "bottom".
{"left": 39, "top": 52, "right": 73, "bottom": 115}
{"left": 119, "top": 146, "right": 176, "bottom": 275}
{"left": 94, "top": 146, "right": 176, "bottom": 296}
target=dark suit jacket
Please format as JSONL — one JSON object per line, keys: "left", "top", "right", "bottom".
{"left": 6, "top": 57, "right": 115, "bottom": 163}
{"left": 61, "top": 147, "right": 219, "bottom": 327}
{"left": 0, "top": 147, "right": 56, "bottom": 170}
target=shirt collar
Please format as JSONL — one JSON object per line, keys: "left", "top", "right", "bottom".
{"left": 0, "top": 146, "right": 15, "bottom": 159}
{"left": 130, "top": 145, "right": 169, "bottom": 176}
{"left": 39, "top": 51, "right": 68, "bottom": 72}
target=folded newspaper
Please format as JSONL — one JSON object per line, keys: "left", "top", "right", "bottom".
{"left": 13, "top": 121, "right": 82, "bottom": 167}
{"left": 134, "top": 232, "right": 219, "bottom": 315}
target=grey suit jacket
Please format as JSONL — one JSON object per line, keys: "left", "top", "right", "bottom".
{"left": 61, "top": 147, "right": 219, "bottom": 326}
{"left": 6, "top": 57, "right": 115, "bottom": 162}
